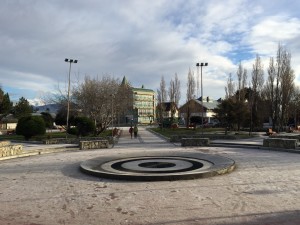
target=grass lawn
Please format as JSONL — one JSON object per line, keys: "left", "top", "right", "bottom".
{"left": 0, "top": 129, "right": 113, "bottom": 142}
{"left": 0, "top": 132, "right": 76, "bottom": 142}
{"left": 150, "top": 127, "right": 254, "bottom": 139}
{"left": 150, "top": 127, "right": 225, "bottom": 138}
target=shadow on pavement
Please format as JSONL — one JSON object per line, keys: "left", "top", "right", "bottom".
{"left": 146, "top": 210, "right": 300, "bottom": 225}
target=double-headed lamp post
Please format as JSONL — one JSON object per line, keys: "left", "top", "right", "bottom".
{"left": 196, "top": 62, "right": 208, "bottom": 135}
{"left": 64, "top": 58, "right": 78, "bottom": 137}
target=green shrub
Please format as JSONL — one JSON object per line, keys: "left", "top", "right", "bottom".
{"left": 73, "top": 117, "right": 95, "bottom": 137}
{"left": 67, "top": 127, "right": 78, "bottom": 136}
{"left": 16, "top": 116, "right": 46, "bottom": 140}
{"left": 41, "top": 112, "right": 54, "bottom": 128}
{"left": 190, "top": 116, "right": 202, "bottom": 124}
{"left": 171, "top": 123, "right": 178, "bottom": 129}
{"left": 159, "top": 117, "right": 179, "bottom": 128}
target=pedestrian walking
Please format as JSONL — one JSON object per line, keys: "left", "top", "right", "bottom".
{"left": 129, "top": 126, "right": 133, "bottom": 139}
{"left": 133, "top": 125, "right": 138, "bottom": 138}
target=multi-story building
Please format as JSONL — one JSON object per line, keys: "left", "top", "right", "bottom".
{"left": 120, "top": 77, "right": 156, "bottom": 125}
{"left": 132, "top": 87, "right": 156, "bottom": 124}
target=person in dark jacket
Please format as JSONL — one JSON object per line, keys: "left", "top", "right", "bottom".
{"left": 133, "top": 125, "right": 138, "bottom": 138}
{"left": 129, "top": 126, "right": 133, "bottom": 139}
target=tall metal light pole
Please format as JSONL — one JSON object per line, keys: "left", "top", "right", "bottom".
{"left": 111, "top": 94, "right": 114, "bottom": 137}
{"left": 196, "top": 62, "right": 208, "bottom": 135}
{"left": 64, "top": 58, "right": 78, "bottom": 138}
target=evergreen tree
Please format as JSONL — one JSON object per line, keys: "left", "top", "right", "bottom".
{"left": 13, "top": 97, "right": 33, "bottom": 119}
{"left": 0, "top": 93, "right": 13, "bottom": 115}
{"left": 73, "top": 116, "right": 95, "bottom": 137}
{"left": 16, "top": 116, "right": 46, "bottom": 140}
{"left": 41, "top": 112, "right": 54, "bottom": 128}
{"left": 214, "top": 98, "right": 249, "bottom": 131}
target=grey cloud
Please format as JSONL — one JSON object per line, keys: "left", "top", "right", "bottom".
{"left": 1, "top": 0, "right": 300, "bottom": 104}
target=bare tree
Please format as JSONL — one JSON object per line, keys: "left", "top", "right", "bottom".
{"left": 290, "top": 87, "right": 300, "bottom": 128}
{"left": 251, "top": 54, "right": 264, "bottom": 128}
{"left": 186, "top": 68, "right": 196, "bottom": 127}
{"left": 263, "top": 57, "right": 276, "bottom": 126}
{"left": 73, "top": 75, "right": 120, "bottom": 133}
{"left": 156, "top": 89, "right": 163, "bottom": 126}
{"left": 160, "top": 76, "right": 167, "bottom": 103}
{"left": 237, "top": 63, "right": 243, "bottom": 101}
{"left": 236, "top": 62, "right": 248, "bottom": 102}
{"left": 252, "top": 55, "right": 264, "bottom": 97}
{"left": 168, "top": 78, "right": 175, "bottom": 105}
{"left": 261, "top": 44, "right": 296, "bottom": 131}
{"left": 271, "top": 44, "right": 295, "bottom": 131}
{"left": 225, "top": 73, "right": 235, "bottom": 99}
{"left": 280, "top": 50, "right": 295, "bottom": 129}
{"left": 186, "top": 68, "right": 196, "bottom": 101}
{"left": 157, "top": 76, "right": 167, "bottom": 128}
{"left": 168, "top": 73, "right": 181, "bottom": 123}
{"left": 242, "top": 70, "right": 248, "bottom": 95}
{"left": 273, "top": 44, "right": 286, "bottom": 130}
{"left": 174, "top": 73, "right": 181, "bottom": 107}
{"left": 235, "top": 62, "right": 248, "bottom": 130}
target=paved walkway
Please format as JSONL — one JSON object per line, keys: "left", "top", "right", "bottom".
{"left": 0, "top": 127, "right": 300, "bottom": 225}
{"left": 118, "top": 127, "right": 266, "bottom": 147}
{"left": 9, "top": 128, "right": 273, "bottom": 153}
{"left": 119, "top": 127, "right": 167, "bottom": 143}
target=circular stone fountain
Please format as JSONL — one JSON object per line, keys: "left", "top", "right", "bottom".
{"left": 80, "top": 151, "right": 235, "bottom": 181}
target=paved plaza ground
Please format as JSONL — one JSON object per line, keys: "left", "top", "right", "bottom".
{"left": 0, "top": 127, "right": 300, "bottom": 225}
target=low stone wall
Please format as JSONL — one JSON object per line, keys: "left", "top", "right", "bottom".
{"left": 0, "top": 141, "right": 23, "bottom": 157}
{"left": 0, "top": 141, "right": 11, "bottom": 147}
{"left": 79, "top": 140, "right": 109, "bottom": 150}
{"left": 269, "top": 135, "right": 300, "bottom": 141}
{"left": 181, "top": 138, "right": 210, "bottom": 147}
{"left": 263, "top": 138, "right": 298, "bottom": 149}
{"left": 43, "top": 138, "right": 77, "bottom": 144}
{"left": 171, "top": 134, "right": 238, "bottom": 143}
{"left": 43, "top": 137, "right": 113, "bottom": 145}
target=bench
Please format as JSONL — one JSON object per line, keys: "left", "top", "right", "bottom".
{"left": 263, "top": 138, "right": 297, "bottom": 149}
{"left": 181, "top": 138, "right": 210, "bottom": 147}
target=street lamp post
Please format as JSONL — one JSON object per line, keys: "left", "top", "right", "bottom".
{"left": 111, "top": 94, "right": 115, "bottom": 137}
{"left": 64, "top": 58, "right": 78, "bottom": 138}
{"left": 294, "top": 100, "right": 297, "bottom": 130}
{"left": 196, "top": 62, "right": 208, "bottom": 135}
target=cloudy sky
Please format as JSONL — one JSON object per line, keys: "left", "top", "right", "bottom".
{"left": 1, "top": 0, "right": 300, "bottom": 106}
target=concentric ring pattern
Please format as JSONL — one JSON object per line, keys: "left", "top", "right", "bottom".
{"left": 80, "top": 152, "right": 235, "bottom": 181}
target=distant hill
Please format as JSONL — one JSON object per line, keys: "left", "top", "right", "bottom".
{"left": 34, "top": 103, "right": 60, "bottom": 114}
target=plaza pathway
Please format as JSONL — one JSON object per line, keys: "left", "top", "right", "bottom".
{"left": 0, "top": 127, "right": 299, "bottom": 225}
